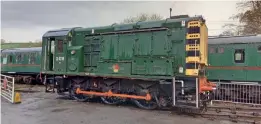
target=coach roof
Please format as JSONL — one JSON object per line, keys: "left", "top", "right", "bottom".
{"left": 208, "top": 34, "right": 261, "bottom": 45}
{"left": 1, "top": 47, "right": 42, "bottom": 53}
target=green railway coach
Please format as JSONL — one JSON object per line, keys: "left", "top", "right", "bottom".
{"left": 207, "top": 35, "right": 261, "bottom": 83}
{"left": 1, "top": 47, "right": 42, "bottom": 84}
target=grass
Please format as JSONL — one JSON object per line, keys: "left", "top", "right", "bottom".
{"left": 1, "top": 42, "right": 42, "bottom": 49}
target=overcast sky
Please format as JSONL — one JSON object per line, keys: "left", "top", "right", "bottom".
{"left": 1, "top": 1, "right": 238, "bottom": 42}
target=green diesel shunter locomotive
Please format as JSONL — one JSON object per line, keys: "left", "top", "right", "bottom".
{"left": 1, "top": 47, "right": 42, "bottom": 84}
{"left": 41, "top": 15, "right": 215, "bottom": 110}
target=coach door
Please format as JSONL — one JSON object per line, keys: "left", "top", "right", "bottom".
{"left": 233, "top": 44, "right": 247, "bottom": 81}
{"left": 53, "top": 38, "right": 67, "bottom": 73}
{"left": 246, "top": 43, "right": 261, "bottom": 81}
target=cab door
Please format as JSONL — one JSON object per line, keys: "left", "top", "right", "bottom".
{"left": 54, "top": 39, "right": 67, "bottom": 73}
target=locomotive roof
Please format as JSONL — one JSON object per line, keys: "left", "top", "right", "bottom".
{"left": 208, "top": 35, "right": 261, "bottom": 45}
{"left": 75, "top": 16, "right": 205, "bottom": 32}
{"left": 42, "top": 27, "right": 81, "bottom": 37}
{"left": 1, "top": 47, "right": 42, "bottom": 53}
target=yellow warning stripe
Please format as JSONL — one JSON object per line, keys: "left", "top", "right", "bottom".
{"left": 186, "top": 33, "right": 200, "bottom": 39}
{"left": 186, "top": 44, "right": 200, "bottom": 51}
{"left": 199, "top": 23, "right": 208, "bottom": 66}
{"left": 185, "top": 69, "right": 199, "bottom": 76}
{"left": 186, "top": 57, "right": 200, "bottom": 63}
{"left": 185, "top": 20, "right": 208, "bottom": 77}
{"left": 187, "top": 21, "right": 201, "bottom": 28}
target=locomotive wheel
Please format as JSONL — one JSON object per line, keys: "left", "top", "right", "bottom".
{"left": 100, "top": 83, "right": 122, "bottom": 105}
{"left": 73, "top": 94, "right": 89, "bottom": 102}
{"left": 100, "top": 96, "right": 122, "bottom": 105}
{"left": 70, "top": 80, "right": 90, "bottom": 102}
{"left": 132, "top": 85, "right": 158, "bottom": 110}
{"left": 46, "top": 83, "right": 55, "bottom": 92}
{"left": 133, "top": 99, "right": 158, "bottom": 110}
{"left": 70, "top": 86, "right": 89, "bottom": 102}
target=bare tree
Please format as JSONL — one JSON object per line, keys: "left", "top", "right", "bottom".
{"left": 221, "top": 1, "right": 261, "bottom": 36}
{"left": 34, "top": 39, "right": 42, "bottom": 43}
{"left": 221, "top": 23, "right": 244, "bottom": 36}
{"left": 121, "top": 13, "right": 163, "bottom": 24}
{"left": 1, "top": 39, "right": 6, "bottom": 44}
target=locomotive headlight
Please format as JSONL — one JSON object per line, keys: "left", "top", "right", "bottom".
{"left": 179, "top": 67, "right": 183, "bottom": 73}
{"left": 71, "top": 50, "right": 76, "bottom": 55}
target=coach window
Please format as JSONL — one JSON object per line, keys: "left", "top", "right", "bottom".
{"left": 215, "top": 47, "right": 218, "bottom": 53}
{"left": 29, "top": 53, "right": 36, "bottom": 64}
{"left": 16, "top": 54, "right": 22, "bottom": 63}
{"left": 234, "top": 49, "right": 245, "bottom": 63}
{"left": 218, "top": 47, "right": 224, "bottom": 53}
{"left": 258, "top": 45, "right": 261, "bottom": 52}
{"left": 21, "top": 54, "right": 25, "bottom": 61}
{"left": 9, "top": 55, "right": 13, "bottom": 63}
{"left": 209, "top": 47, "right": 215, "bottom": 54}
{"left": 1, "top": 54, "right": 7, "bottom": 64}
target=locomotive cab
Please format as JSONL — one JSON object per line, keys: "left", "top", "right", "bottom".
{"left": 41, "top": 28, "right": 80, "bottom": 92}
{"left": 42, "top": 28, "right": 79, "bottom": 74}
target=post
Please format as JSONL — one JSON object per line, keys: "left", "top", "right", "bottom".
{"left": 172, "top": 77, "right": 176, "bottom": 106}
{"left": 196, "top": 78, "right": 199, "bottom": 108}
{"left": 12, "top": 77, "right": 15, "bottom": 103}
{"left": 169, "top": 8, "right": 172, "bottom": 18}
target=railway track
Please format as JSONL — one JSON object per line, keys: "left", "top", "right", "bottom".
{"left": 14, "top": 84, "right": 45, "bottom": 93}
{"left": 15, "top": 84, "right": 261, "bottom": 123}
{"left": 174, "top": 102, "right": 261, "bottom": 124}
{"left": 200, "top": 105, "right": 261, "bottom": 124}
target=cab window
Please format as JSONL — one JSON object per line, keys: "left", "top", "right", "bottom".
{"left": 57, "top": 40, "right": 63, "bottom": 53}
